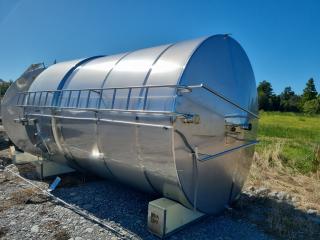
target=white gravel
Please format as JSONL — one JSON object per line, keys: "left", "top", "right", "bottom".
{"left": 0, "top": 164, "right": 274, "bottom": 240}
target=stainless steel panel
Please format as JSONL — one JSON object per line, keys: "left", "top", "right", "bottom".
{"left": 1, "top": 64, "right": 45, "bottom": 154}
{"left": 29, "top": 60, "right": 82, "bottom": 91}
{"left": 98, "top": 44, "right": 174, "bottom": 192}
{"left": 26, "top": 60, "right": 85, "bottom": 167}
{"left": 58, "top": 54, "right": 128, "bottom": 177}
{"left": 174, "top": 35, "right": 258, "bottom": 213}
{"left": 64, "top": 54, "right": 128, "bottom": 89}
{"left": 145, "top": 37, "right": 206, "bottom": 111}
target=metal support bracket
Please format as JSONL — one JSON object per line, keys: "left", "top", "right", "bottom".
{"left": 14, "top": 117, "right": 37, "bottom": 126}
{"left": 148, "top": 198, "right": 205, "bottom": 238}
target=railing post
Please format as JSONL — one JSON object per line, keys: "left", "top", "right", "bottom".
{"left": 44, "top": 92, "right": 49, "bottom": 107}
{"left": 38, "top": 92, "right": 43, "bottom": 106}
{"left": 57, "top": 91, "right": 63, "bottom": 107}
{"left": 126, "top": 88, "right": 132, "bottom": 110}
{"left": 86, "top": 90, "right": 91, "bottom": 108}
{"left": 27, "top": 92, "right": 31, "bottom": 106}
{"left": 17, "top": 93, "right": 21, "bottom": 106}
{"left": 111, "top": 89, "right": 117, "bottom": 109}
{"left": 24, "top": 93, "right": 29, "bottom": 106}
{"left": 76, "top": 90, "right": 81, "bottom": 108}
{"left": 97, "top": 89, "right": 103, "bottom": 109}
{"left": 20, "top": 93, "right": 25, "bottom": 106}
{"left": 143, "top": 87, "right": 149, "bottom": 110}
{"left": 32, "top": 92, "right": 37, "bottom": 106}
{"left": 67, "top": 90, "right": 72, "bottom": 108}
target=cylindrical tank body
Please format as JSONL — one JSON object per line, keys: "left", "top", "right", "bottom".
{"left": 2, "top": 35, "right": 258, "bottom": 214}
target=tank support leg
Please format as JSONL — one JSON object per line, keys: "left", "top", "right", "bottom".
{"left": 148, "top": 198, "right": 205, "bottom": 238}
{"left": 9, "top": 145, "right": 75, "bottom": 179}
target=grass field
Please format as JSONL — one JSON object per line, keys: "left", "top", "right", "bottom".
{"left": 246, "top": 112, "right": 320, "bottom": 239}
{"left": 256, "top": 111, "right": 320, "bottom": 174}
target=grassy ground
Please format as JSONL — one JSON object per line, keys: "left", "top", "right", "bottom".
{"left": 243, "top": 112, "right": 320, "bottom": 239}
{"left": 256, "top": 111, "right": 320, "bottom": 174}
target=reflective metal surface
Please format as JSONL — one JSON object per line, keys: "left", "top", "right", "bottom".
{"left": 1, "top": 64, "right": 45, "bottom": 154}
{"left": 3, "top": 35, "right": 258, "bottom": 214}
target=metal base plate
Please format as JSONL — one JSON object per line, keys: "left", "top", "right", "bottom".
{"left": 9, "top": 146, "right": 75, "bottom": 179}
{"left": 33, "top": 160, "right": 75, "bottom": 179}
{"left": 148, "top": 198, "right": 205, "bottom": 238}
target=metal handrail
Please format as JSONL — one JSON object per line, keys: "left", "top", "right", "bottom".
{"left": 196, "top": 140, "right": 259, "bottom": 162}
{"left": 16, "top": 84, "right": 183, "bottom": 107}
{"left": 193, "top": 84, "right": 259, "bottom": 119}
{"left": 16, "top": 83, "right": 258, "bottom": 119}
{"left": 18, "top": 84, "right": 191, "bottom": 94}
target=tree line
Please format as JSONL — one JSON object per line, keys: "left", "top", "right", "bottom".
{"left": 258, "top": 78, "right": 320, "bottom": 114}
{"left": 0, "top": 81, "right": 12, "bottom": 98}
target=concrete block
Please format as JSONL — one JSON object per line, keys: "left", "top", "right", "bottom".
{"left": 148, "top": 198, "right": 205, "bottom": 238}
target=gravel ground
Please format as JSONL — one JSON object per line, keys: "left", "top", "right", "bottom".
{"left": 0, "top": 162, "right": 274, "bottom": 240}
{"left": 53, "top": 181, "right": 273, "bottom": 240}
{"left": 2, "top": 145, "right": 319, "bottom": 240}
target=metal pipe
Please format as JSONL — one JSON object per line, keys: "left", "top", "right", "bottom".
{"left": 197, "top": 140, "right": 259, "bottom": 162}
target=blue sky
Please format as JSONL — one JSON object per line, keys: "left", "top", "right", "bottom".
{"left": 0, "top": 0, "right": 319, "bottom": 94}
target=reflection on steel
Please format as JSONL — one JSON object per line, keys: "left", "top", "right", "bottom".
{"left": 1, "top": 63, "right": 46, "bottom": 154}
{"left": 3, "top": 35, "right": 259, "bottom": 214}
{"left": 200, "top": 85, "right": 259, "bottom": 119}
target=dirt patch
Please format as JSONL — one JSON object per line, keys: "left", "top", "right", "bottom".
{"left": 52, "top": 230, "right": 70, "bottom": 240}
{"left": 0, "top": 187, "right": 50, "bottom": 213}
{"left": 0, "top": 226, "right": 9, "bottom": 238}
{"left": 10, "top": 188, "right": 37, "bottom": 204}
{"left": 248, "top": 150, "right": 320, "bottom": 212}
{"left": 0, "top": 156, "right": 12, "bottom": 167}
{"left": 0, "top": 188, "right": 34, "bottom": 212}
{"left": 241, "top": 150, "right": 320, "bottom": 240}
{"left": 40, "top": 219, "right": 70, "bottom": 240}
{"left": 0, "top": 176, "right": 9, "bottom": 184}
{"left": 15, "top": 163, "right": 40, "bottom": 180}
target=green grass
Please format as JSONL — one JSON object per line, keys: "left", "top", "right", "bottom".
{"left": 257, "top": 111, "right": 320, "bottom": 174}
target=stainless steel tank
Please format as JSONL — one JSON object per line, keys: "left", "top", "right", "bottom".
{"left": 2, "top": 35, "right": 258, "bottom": 214}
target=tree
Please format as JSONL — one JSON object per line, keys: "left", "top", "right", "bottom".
{"left": 258, "top": 80, "right": 273, "bottom": 97}
{"left": 257, "top": 80, "right": 274, "bottom": 110}
{"left": 303, "top": 98, "right": 320, "bottom": 114}
{"left": 280, "top": 87, "right": 300, "bottom": 112}
{"left": 256, "top": 78, "right": 319, "bottom": 113}
{"left": 302, "top": 78, "right": 318, "bottom": 103}
{"left": 0, "top": 81, "right": 12, "bottom": 98}
{"left": 282, "top": 87, "right": 295, "bottom": 100}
